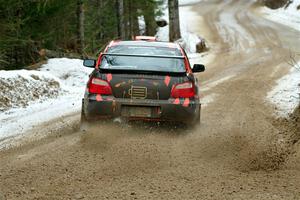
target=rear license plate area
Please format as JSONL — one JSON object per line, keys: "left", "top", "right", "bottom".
{"left": 121, "top": 106, "right": 158, "bottom": 118}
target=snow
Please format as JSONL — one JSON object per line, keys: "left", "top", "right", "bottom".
{"left": 155, "top": 3, "right": 169, "bottom": 42}
{"left": 218, "top": 9, "right": 255, "bottom": 51}
{"left": 267, "top": 64, "right": 300, "bottom": 117}
{"left": 0, "top": 58, "right": 93, "bottom": 141}
{"left": 260, "top": 1, "right": 300, "bottom": 117}
{"left": 260, "top": 0, "right": 300, "bottom": 31}
{"left": 156, "top": 0, "right": 203, "bottom": 53}
{"left": 138, "top": 15, "right": 146, "bottom": 35}
{"left": 40, "top": 58, "right": 91, "bottom": 91}
{"left": 179, "top": 0, "right": 202, "bottom": 6}
{"left": 0, "top": 70, "right": 61, "bottom": 111}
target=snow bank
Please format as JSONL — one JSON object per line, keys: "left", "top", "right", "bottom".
{"left": 0, "top": 58, "right": 93, "bottom": 141}
{"left": 267, "top": 64, "right": 300, "bottom": 117}
{"left": 0, "top": 70, "right": 60, "bottom": 111}
{"left": 40, "top": 58, "right": 91, "bottom": 91}
{"left": 261, "top": 1, "right": 300, "bottom": 116}
{"left": 260, "top": 0, "right": 300, "bottom": 31}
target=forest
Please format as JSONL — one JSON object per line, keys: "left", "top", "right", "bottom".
{"left": 0, "top": 0, "right": 181, "bottom": 70}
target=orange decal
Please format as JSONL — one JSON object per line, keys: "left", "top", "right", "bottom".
{"left": 96, "top": 94, "right": 103, "bottom": 101}
{"left": 106, "top": 73, "right": 112, "bottom": 82}
{"left": 174, "top": 98, "right": 180, "bottom": 105}
{"left": 183, "top": 98, "right": 190, "bottom": 107}
{"left": 164, "top": 76, "right": 171, "bottom": 86}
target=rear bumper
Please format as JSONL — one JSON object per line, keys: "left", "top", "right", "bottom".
{"left": 83, "top": 94, "right": 200, "bottom": 123}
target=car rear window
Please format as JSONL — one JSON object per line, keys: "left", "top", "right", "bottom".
{"left": 100, "top": 45, "right": 186, "bottom": 73}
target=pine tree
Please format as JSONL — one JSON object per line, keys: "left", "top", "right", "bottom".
{"left": 0, "top": 0, "right": 163, "bottom": 69}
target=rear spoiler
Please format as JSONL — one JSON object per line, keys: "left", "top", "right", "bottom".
{"left": 102, "top": 53, "right": 184, "bottom": 59}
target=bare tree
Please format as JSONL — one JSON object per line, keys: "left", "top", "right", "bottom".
{"left": 168, "top": 0, "right": 181, "bottom": 42}
{"left": 77, "top": 0, "right": 85, "bottom": 55}
{"left": 116, "top": 0, "right": 125, "bottom": 40}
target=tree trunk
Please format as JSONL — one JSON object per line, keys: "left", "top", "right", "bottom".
{"left": 77, "top": 0, "right": 85, "bottom": 55}
{"left": 144, "top": 14, "right": 156, "bottom": 36}
{"left": 116, "top": 0, "right": 125, "bottom": 40}
{"left": 128, "top": 0, "right": 133, "bottom": 39}
{"left": 168, "top": 0, "right": 181, "bottom": 42}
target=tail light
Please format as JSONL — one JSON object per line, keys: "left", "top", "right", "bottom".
{"left": 171, "top": 82, "right": 195, "bottom": 98}
{"left": 88, "top": 78, "right": 112, "bottom": 95}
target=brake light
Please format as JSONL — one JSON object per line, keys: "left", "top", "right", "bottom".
{"left": 171, "top": 82, "right": 195, "bottom": 98}
{"left": 89, "top": 78, "right": 112, "bottom": 95}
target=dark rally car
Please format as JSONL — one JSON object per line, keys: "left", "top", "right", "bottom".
{"left": 81, "top": 39, "right": 205, "bottom": 126}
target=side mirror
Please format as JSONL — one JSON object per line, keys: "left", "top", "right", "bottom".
{"left": 192, "top": 64, "right": 205, "bottom": 73}
{"left": 83, "top": 59, "right": 96, "bottom": 68}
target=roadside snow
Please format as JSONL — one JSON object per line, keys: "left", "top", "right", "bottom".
{"left": 260, "top": 0, "right": 300, "bottom": 117}
{"left": 0, "top": 70, "right": 60, "bottom": 111}
{"left": 260, "top": 0, "right": 300, "bottom": 31}
{"left": 40, "top": 58, "right": 90, "bottom": 91}
{"left": 0, "top": 58, "right": 92, "bottom": 141}
{"left": 156, "top": 0, "right": 203, "bottom": 53}
{"left": 179, "top": 0, "right": 202, "bottom": 6}
{"left": 218, "top": 8, "right": 255, "bottom": 51}
{"left": 267, "top": 64, "right": 300, "bottom": 117}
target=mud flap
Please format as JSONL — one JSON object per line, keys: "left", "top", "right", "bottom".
{"left": 188, "top": 104, "right": 201, "bottom": 128}
{"left": 80, "top": 102, "right": 89, "bottom": 132}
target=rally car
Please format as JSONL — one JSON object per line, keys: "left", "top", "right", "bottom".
{"left": 81, "top": 39, "right": 205, "bottom": 126}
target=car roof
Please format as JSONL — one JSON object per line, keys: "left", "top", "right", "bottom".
{"left": 109, "top": 40, "right": 181, "bottom": 49}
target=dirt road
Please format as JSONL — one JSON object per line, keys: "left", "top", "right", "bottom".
{"left": 1, "top": 0, "right": 300, "bottom": 199}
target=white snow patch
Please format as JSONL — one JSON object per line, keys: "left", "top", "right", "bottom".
{"left": 138, "top": 15, "right": 146, "bottom": 35}
{"left": 39, "top": 58, "right": 91, "bottom": 91}
{"left": 0, "top": 58, "right": 93, "bottom": 141}
{"left": 155, "top": 2, "right": 169, "bottom": 42}
{"left": 268, "top": 64, "right": 300, "bottom": 117}
{"left": 260, "top": 0, "right": 300, "bottom": 31}
{"left": 179, "top": 0, "right": 202, "bottom": 6}
{"left": 0, "top": 70, "right": 61, "bottom": 111}
{"left": 178, "top": 6, "right": 203, "bottom": 53}
{"left": 156, "top": 0, "right": 204, "bottom": 53}
{"left": 216, "top": 2, "right": 255, "bottom": 51}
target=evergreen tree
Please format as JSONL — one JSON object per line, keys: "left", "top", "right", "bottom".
{"left": 0, "top": 0, "right": 163, "bottom": 69}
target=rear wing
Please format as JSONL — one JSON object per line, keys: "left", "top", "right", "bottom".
{"left": 102, "top": 53, "right": 184, "bottom": 59}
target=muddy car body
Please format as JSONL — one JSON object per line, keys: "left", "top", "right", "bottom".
{"left": 81, "top": 40, "right": 205, "bottom": 126}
